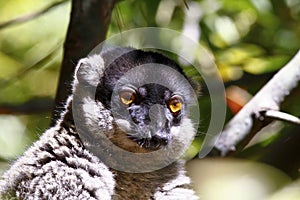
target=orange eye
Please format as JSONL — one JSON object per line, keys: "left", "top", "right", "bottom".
{"left": 120, "top": 90, "right": 136, "bottom": 105}
{"left": 168, "top": 96, "right": 182, "bottom": 113}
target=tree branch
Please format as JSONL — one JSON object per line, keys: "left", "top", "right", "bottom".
{"left": 0, "top": 97, "right": 53, "bottom": 115}
{"left": 0, "top": 1, "right": 69, "bottom": 29}
{"left": 51, "top": 0, "right": 117, "bottom": 125}
{"left": 214, "top": 50, "right": 300, "bottom": 156}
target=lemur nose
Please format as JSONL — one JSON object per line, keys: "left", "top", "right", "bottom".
{"left": 149, "top": 104, "right": 166, "bottom": 126}
{"left": 152, "top": 134, "right": 169, "bottom": 146}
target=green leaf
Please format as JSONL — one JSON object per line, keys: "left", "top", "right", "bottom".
{"left": 243, "top": 55, "right": 290, "bottom": 75}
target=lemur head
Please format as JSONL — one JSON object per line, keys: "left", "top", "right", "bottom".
{"left": 72, "top": 47, "right": 198, "bottom": 171}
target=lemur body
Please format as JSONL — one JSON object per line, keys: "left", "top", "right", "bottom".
{"left": 0, "top": 48, "right": 199, "bottom": 200}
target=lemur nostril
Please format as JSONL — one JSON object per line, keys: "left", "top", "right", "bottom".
{"left": 152, "top": 134, "right": 169, "bottom": 146}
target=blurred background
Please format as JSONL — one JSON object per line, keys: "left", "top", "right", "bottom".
{"left": 0, "top": 0, "right": 299, "bottom": 199}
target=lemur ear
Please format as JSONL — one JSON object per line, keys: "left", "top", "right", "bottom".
{"left": 74, "top": 54, "right": 105, "bottom": 87}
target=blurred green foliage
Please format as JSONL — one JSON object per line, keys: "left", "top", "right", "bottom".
{"left": 0, "top": 0, "right": 70, "bottom": 159}
{"left": 0, "top": 0, "right": 299, "bottom": 198}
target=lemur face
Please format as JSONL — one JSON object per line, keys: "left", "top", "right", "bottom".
{"left": 95, "top": 49, "right": 194, "bottom": 151}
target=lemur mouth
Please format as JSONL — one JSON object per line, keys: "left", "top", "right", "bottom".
{"left": 127, "top": 134, "right": 169, "bottom": 150}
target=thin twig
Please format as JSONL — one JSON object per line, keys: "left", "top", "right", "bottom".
{"left": 0, "top": 0, "right": 69, "bottom": 29}
{"left": 0, "top": 43, "right": 62, "bottom": 88}
{"left": 264, "top": 110, "right": 300, "bottom": 125}
{"left": 183, "top": 0, "right": 189, "bottom": 9}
